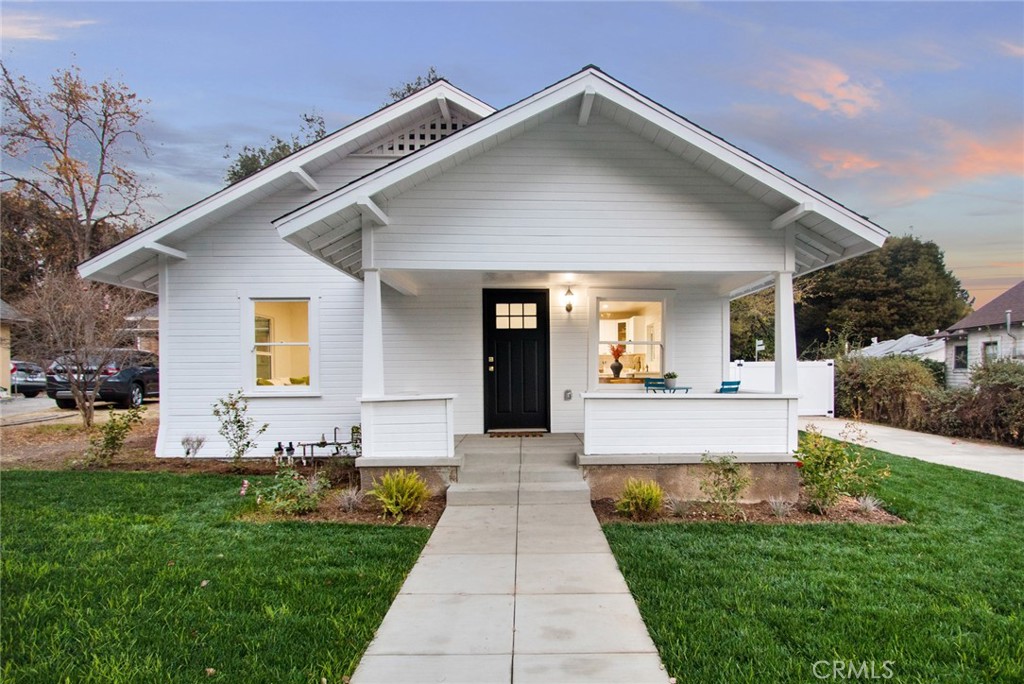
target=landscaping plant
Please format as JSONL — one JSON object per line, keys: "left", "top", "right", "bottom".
{"left": 243, "top": 466, "right": 329, "bottom": 515}
{"left": 796, "top": 424, "right": 890, "bottom": 512}
{"left": 369, "top": 469, "right": 430, "bottom": 523}
{"left": 83, "top": 405, "right": 145, "bottom": 467}
{"left": 338, "top": 486, "right": 365, "bottom": 513}
{"left": 211, "top": 390, "right": 269, "bottom": 465}
{"left": 698, "top": 452, "right": 751, "bottom": 520}
{"left": 180, "top": 433, "right": 206, "bottom": 459}
{"left": 615, "top": 478, "right": 665, "bottom": 521}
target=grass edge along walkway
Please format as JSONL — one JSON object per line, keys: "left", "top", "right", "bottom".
{"left": 1, "top": 470, "right": 430, "bottom": 683}
{"left": 605, "top": 447, "right": 1024, "bottom": 684}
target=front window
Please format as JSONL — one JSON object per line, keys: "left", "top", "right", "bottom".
{"left": 252, "top": 300, "right": 310, "bottom": 388}
{"left": 983, "top": 341, "right": 999, "bottom": 363}
{"left": 953, "top": 345, "right": 968, "bottom": 369}
{"left": 597, "top": 299, "right": 664, "bottom": 384}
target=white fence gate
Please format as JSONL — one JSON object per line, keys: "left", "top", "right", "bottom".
{"left": 729, "top": 360, "right": 835, "bottom": 417}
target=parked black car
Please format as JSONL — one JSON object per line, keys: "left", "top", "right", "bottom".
{"left": 46, "top": 350, "right": 159, "bottom": 410}
{"left": 10, "top": 360, "right": 46, "bottom": 397}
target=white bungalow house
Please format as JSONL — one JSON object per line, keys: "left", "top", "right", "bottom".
{"left": 80, "top": 66, "right": 887, "bottom": 495}
{"left": 942, "top": 280, "right": 1024, "bottom": 388}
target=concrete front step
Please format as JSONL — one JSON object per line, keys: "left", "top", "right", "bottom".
{"left": 447, "top": 483, "right": 519, "bottom": 506}
{"left": 519, "top": 481, "right": 591, "bottom": 504}
{"left": 448, "top": 479, "right": 591, "bottom": 506}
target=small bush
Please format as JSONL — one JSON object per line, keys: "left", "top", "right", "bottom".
{"left": 180, "top": 434, "right": 206, "bottom": 459}
{"left": 369, "top": 470, "right": 430, "bottom": 522}
{"left": 212, "top": 390, "right": 269, "bottom": 465}
{"left": 796, "top": 425, "right": 890, "bottom": 513}
{"left": 837, "top": 355, "right": 937, "bottom": 429}
{"left": 615, "top": 478, "right": 665, "bottom": 521}
{"left": 664, "top": 495, "right": 690, "bottom": 518}
{"left": 767, "top": 496, "right": 794, "bottom": 519}
{"left": 699, "top": 453, "right": 752, "bottom": 520}
{"left": 84, "top": 406, "right": 145, "bottom": 467}
{"left": 320, "top": 456, "right": 357, "bottom": 487}
{"left": 856, "top": 494, "right": 882, "bottom": 513}
{"left": 247, "top": 467, "right": 328, "bottom": 515}
{"left": 338, "top": 487, "right": 365, "bottom": 513}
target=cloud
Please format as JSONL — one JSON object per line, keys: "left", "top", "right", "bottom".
{"left": 812, "top": 149, "right": 882, "bottom": 179}
{"left": 1, "top": 13, "right": 97, "bottom": 41}
{"left": 996, "top": 40, "right": 1024, "bottom": 58}
{"left": 767, "top": 56, "right": 881, "bottom": 117}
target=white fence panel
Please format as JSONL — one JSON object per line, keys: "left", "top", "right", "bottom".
{"left": 730, "top": 360, "right": 834, "bottom": 417}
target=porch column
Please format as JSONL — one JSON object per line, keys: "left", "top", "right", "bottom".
{"left": 774, "top": 271, "right": 798, "bottom": 394}
{"left": 362, "top": 268, "right": 385, "bottom": 397}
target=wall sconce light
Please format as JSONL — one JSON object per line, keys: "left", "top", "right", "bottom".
{"left": 564, "top": 286, "right": 575, "bottom": 313}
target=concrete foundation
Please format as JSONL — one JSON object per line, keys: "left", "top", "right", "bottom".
{"left": 358, "top": 464, "right": 459, "bottom": 495}
{"left": 581, "top": 462, "right": 800, "bottom": 503}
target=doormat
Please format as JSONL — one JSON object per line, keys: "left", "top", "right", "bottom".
{"left": 489, "top": 432, "right": 546, "bottom": 438}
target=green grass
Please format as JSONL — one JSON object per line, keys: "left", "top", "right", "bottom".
{"left": 605, "top": 448, "right": 1024, "bottom": 683}
{"left": 1, "top": 470, "right": 430, "bottom": 683}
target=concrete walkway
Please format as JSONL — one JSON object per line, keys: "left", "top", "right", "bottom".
{"left": 352, "top": 434, "right": 670, "bottom": 684}
{"left": 799, "top": 417, "right": 1024, "bottom": 482}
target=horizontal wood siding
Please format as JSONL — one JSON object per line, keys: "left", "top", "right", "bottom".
{"left": 550, "top": 286, "right": 588, "bottom": 433}
{"left": 375, "top": 110, "right": 783, "bottom": 272}
{"left": 157, "top": 156, "right": 390, "bottom": 457}
{"left": 363, "top": 398, "right": 452, "bottom": 458}
{"left": 584, "top": 396, "right": 793, "bottom": 455}
{"left": 670, "top": 291, "right": 727, "bottom": 391}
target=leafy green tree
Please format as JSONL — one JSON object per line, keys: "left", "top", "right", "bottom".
{"left": 796, "top": 236, "right": 971, "bottom": 350}
{"left": 223, "top": 112, "right": 326, "bottom": 184}
{"left": 731, "top": 236, "right": 971, "bottom": 357}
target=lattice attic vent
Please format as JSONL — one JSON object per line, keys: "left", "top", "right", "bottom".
{"left": 359, "top": 114, "right": 466, "bottom": 156}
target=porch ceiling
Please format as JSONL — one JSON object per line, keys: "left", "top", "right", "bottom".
{"left": 378, "top": 268, "right": 770, "bottom": 298}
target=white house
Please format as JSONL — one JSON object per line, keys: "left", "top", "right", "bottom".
{"left": 80, "top": 67, "right": 888, "bottom": 494}
{"left": 942, "top": 280, "right": 1024, "bottom": 388}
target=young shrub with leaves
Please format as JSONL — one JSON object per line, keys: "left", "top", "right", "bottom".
{"left": 212, "top": 390, "right": 268, "bottom": 465}
{"left": 244, "top": 467, "right": 328, "bottom": 515}
{"left": 699, "top": 453, "right": 752, "bottom": 520}
{"left": 796, "top": 424, "right": 891, "bottom": 513}
{"left": 369, "top": 469, "right": 430, "bottom": 523}
{"left": 615, "top": 478, "right": 665, "bottom": 521}
{"left": 83, "top": 405, "right": 145, "bottom": 467}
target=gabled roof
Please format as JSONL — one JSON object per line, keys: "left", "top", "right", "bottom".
{"left": 78, "top": 80, "right": 495, "bottom": 292}
{"left": 274, "top": 66, "right": 888, "bottom": 291}
{"left": 947, "top": 280, "right": 1024, "bottom": 332}
{"left": 0, "top": 298, "right": 28, "bottom": 322}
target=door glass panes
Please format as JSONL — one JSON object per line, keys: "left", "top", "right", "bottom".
{"left": 496, "top": 302, "right": 537, "bottom": 330}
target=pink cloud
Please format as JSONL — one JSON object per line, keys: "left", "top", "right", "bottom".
{"left": 996, "top": 40, "right": 1024, "bottom": 58}
{"left": 770, "top": 56, "right": 881, "bottom": 118}
{"left": 813, "top": 149, "right": 882, "bottom": 179}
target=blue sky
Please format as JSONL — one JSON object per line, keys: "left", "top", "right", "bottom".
{"left": 3, "top": 1, "right": 1022, "bottom": 306}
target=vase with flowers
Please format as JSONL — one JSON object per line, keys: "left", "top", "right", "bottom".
{"left": 609, "top": 344, "right": 626, "bottom": 378}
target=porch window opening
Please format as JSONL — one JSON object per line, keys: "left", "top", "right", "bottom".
{"left": 253, "top": 300, "right": 310, "bottom": 388}
{"left": 598, "top": 299, "right": 663, "bottom": 384}
{"left": 953, "top": 344, "right": 968, "bottom": 370}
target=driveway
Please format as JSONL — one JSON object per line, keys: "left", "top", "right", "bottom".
{"left": 800, "top": 417, "right": 1024, "bottom": 482}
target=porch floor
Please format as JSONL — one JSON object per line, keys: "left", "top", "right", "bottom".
{"left": 351, "top": 434, "right": 670, "bottom": 684}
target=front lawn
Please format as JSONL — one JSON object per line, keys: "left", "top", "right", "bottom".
{"left": 605, "top": 448, "right": 1024, "bottom": 683}
{"left": 1, "top": 470, "right": 430, "bottom": 683}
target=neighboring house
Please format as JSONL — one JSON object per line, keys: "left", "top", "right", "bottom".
{"left": 125, "top": 305, "right": 160, "bottom": 354}
{"left": 80, "top": 67, "right": 888, "bottom": 494}
{"left": 0, "top": 299, "right": 28, "bottom": 394}
{"left": 943, "top": 280, "right": 1024, "bottom": 388}
{"left": 858, "top": 334, "right": 946, "bottom": 363}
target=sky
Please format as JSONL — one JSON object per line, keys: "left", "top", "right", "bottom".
{"left": 3, "top": 1, "right": 1022, "bottom": 307}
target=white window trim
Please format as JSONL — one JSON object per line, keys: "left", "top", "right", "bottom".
{"left": 587, "top": 288, "right": 674, "bottom": 392}
{"left": 241, "top": 291, "right": 321, "bottom": 397}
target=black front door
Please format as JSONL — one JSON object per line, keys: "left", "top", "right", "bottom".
{"left": 483, "top": 289, "right": 550, "bottom": 431}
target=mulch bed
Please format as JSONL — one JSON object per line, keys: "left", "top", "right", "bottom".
{"left": 240, "top": 492, "right": 446, "bottom": 527}
{"left": 592, "top": 496, "right": 905, "bottom": 525}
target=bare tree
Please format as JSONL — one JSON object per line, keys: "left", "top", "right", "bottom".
{"left": 1, "top": 63, "right": 155, "bottom": 265}
{"left": 385, "top": 66, "right": 444, "bottom": 104}
{"left": 13, "top": 273, "right": 151, "bottom": 427}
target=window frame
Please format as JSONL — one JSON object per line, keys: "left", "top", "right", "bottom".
{"left": 953, "top": 344, "right": 968, "bottom": 370}
{"left": 588, "top": 288, "right": 673, "bottom": 391}
{"left": 982, "top": 340, "right": 1000, "bottom": 364}
{"left": 241, "top": 292, "right": 320, "bottom": 397}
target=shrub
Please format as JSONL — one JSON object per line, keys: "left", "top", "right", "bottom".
{"left": 699, "top": 453, "right": 751, "bottom": 520}
{"left": 856, "top": 494, "right": 883, "bottom": 513}
{"left": 796, "top": 425, "right": 890, "bottom": 513}
{"left": 338, "top": 487, "right": 365, "bottom": 513}
{"left": 767, "top": 496, "right": 794, "bottom": 519}
{"left": 180, "top": 434, "right": 206, "bottom": 459}
{"left": 664, "top": 495, "right": 690, "bottom": 518}
{"left": 836, "top": 355, "right": 937, "bottom": 429}
{"left": 320, "top": 456, "right": 357, "bottom": 488}
{"left": 83, "top": 406, "right": 145, "bottom": 467}
{"left": 369, "top": 470, "right": 430, "bottom": 523}
{"left": 212, "top": 390, "right": 269, "bottom": 465}
{"left": 968, "top": 359, "right": 1024, "bottom": 445}
{"left": 615, "top": 478, "right": 665, "bottom": 521}
{"left": 246, "top": 467, "right": 328, "bottom": 515}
